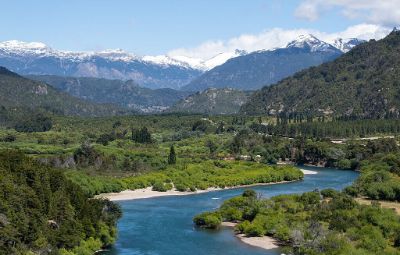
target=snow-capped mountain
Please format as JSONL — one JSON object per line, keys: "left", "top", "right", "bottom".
{"left": 0, "top": 40, "right": 140, "bottom": 61}
{"left": 0, "top": 40, "right": 202, "bottom": 89}
{"left": 0, "top": 34, "right": 364, "bottom": 90}
{"left": 331, "top": 38, "right": 366, "bottom": 53}
{"left": 182, "top": 34, "right": 346, "bottom": 91}
{"left": 286, "top": 34, "right": 340, "bottom": 52}
{"left": 143, "top": 49, "right": 247, "bottom": 71}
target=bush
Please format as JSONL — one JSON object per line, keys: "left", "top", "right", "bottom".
{"left": 242, "top": 189, "right": 257, "bottom": 198}
{"left": 321, "top": 188, "right": 339, "bottom": 198}
{"left": 337, "top": 159, "right": 351, "bottom": 169}
{"left": 153, "top": 182, "right": 173, "bottom": 192}
{"left": 244, "top": 222, "right": 265, "bottom": 237}
{"left": 14, "top": 114, "right": 52, "bottom": 133}
{"left": 221, "top": 207, "right": 242, "bottom": 221}
{"left": 1, "top": 134, "right": 16, "bottom": 142}
{"left": 193, "top": 212, "right": 222, "bottom": 229}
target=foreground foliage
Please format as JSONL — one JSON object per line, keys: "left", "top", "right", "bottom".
{"left": 0, "top": 150, "right": 121, "bottom": 255}
{"left": 195, "top": 189, "right": 400, "bottom": 255}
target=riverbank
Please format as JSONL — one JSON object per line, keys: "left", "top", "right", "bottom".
{"left": 96, "top": 180, "right": 303, "bottom": 201}
{"left": 95, "top": 169, "right": 316, "bottom": 201}
{"left": 221, "top": 222, "right": 280, "bottom": 250}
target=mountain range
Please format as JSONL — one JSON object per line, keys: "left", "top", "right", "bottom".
{"left": 0, "top": 35, "right": 364, "bottom": 92}
{"left": 0, "top": 41, "right": 202, "bottom": 90}
{"left": 240, "top": 29, "right": 400, "bottom": 119}
{"left": 182, "top": 35, "right": 364, "bottom": 91}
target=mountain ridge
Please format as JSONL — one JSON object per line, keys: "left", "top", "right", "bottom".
{"left": 28, "top": 75, "right": 192, "bottom": 113}
{"left": 181, "top": 34, "right": 360, "bottom": 92}
{"left": 0, "top": 67, "right": 126, "bottom": 117}
{"left": 240, "top": 30, "right": 400, "bottom": 118}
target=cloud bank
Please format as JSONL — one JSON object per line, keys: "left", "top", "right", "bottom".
{"left": 295, "top": 0, "right": 400, "bottom": 26}
{"left": 168, "top": 24, "right": 391, "bottom": 60}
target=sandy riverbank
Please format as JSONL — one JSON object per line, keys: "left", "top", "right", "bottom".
{"left": 95, "top": 187, "right": 220, "bottom": 201}
{"left": 95, "top": 169, "right": 317, "bottom": 201}
{"left": 221, "top": 222, "right": 280, "bottom": 250}
{"left": 95, "top": 179, "right": 306, "bottom": 201}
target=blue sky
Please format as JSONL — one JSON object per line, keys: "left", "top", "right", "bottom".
{"left": 0, "top": 0, "right": 397, "bottom": 57}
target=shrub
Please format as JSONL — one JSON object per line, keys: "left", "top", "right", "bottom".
{"left": 242, "top": 189, "right": 257, "bottom": 198}
{"left": 321, "top": 188, "right": 339, "bottom": 198}
{"left": 1, "top": 134, "right": 16, "bottom": 142}
{"left": 14, "top": 114, "right": 52, "bottom": 133}
{"left": 193, "top": 212, "right": 222, "bottom": 229}
{"left": 244, "top": 222, "right": 265, "bottom": 237}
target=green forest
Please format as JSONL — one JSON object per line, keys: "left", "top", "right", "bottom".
{"left": 0, "top": 150, "right": 121, "bottom": 255}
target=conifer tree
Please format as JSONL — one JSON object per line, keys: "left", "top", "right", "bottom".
{"left": 168, "top": 145, "right": 176, "bottom": 165}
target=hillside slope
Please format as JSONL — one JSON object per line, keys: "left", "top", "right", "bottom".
{"left": 168, "top": 88, "right": 250, "bottom": 115}
{"left": 28, "top": 75, "right": 192, "bottom": 113}
{"left": 241, "top": 30, "right": 400, "bottom": 118}
{"left": 0, "top": 67, "right": 125, "bottom": 117}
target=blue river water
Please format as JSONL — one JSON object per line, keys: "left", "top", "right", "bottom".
{"left": 103, "top": 166, "right": 358, "bottom": 255}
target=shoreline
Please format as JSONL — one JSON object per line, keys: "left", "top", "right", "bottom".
{"left": 95, "top": 169, "right": 316, "bottom": 201}
{"left": 96, "top": 180, "right": 299, "bottom": 201}
{"left": 221, "top": 222, "right": 280, "bottom": 250}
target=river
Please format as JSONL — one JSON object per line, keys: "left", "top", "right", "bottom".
{"left": 103, "top": 166, "right": 358, "bottom": 255}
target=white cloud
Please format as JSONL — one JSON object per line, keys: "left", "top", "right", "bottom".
{"left": 295, "top": 0, "right": 400, "bottom": 26}
{"left": 168, "top": 24, "right": 391, "bottom": 60}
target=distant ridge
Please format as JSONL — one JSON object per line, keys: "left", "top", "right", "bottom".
{"left": 0, "top": 67, "right": 126, "bottom": 117}
{"left": 28, "top": 75, "right": 192, "bottom": 113}
{"left": 181, "top": 34, "right": 364, "bottom": 91}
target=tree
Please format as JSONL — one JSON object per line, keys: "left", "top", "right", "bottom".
{"left": 168, "top": 145, "right": 176, "bottom": 165}
{"left": 14, "top": 113, "right": 52, "bottom": 133}
{"left": 215, "top": 122, "right": 224, "bottom": 134}
{"left": 206, "top": 140, "right": 217, "bottom": 155}
{"left": 131, "top": 127, "right": 152, "bottom": 144}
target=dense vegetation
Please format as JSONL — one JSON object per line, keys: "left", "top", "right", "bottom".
{"left": 28, "top": 75, "right": 192, "bottom": 113}
{"left": 1, "top": 114, "right": 399, "bottom": 195}
{"left": 0, "top": 150, "right": 121, "bottom": 255}
{"left": 195, "top": 189, "right": 400, "bottom": 254}
{"left": 69, "top": 161, "right": 303, "bottom": 196}
{"left": 168, "top": 88, "right": 250, "bottom": 115}
{"left": 348, "top": 152, "right": 400, "bottom": 201}
{"left": 2, "top": 112, "right": 400, "bottom": 255}
{"left": 251, "top": 118, "right": 400, "bottom": 138}
{"left": 241, "top": 30, "right": 400, "bottom": 118}
{"left": 193, "top": 121, "right": 400, "bottom": 254}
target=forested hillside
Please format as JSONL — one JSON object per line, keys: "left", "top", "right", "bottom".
{"left": 0, "top": 67, "right": 126, "bottom": 117}
{"left": 28, "top": 75, "right": 192, "bottom": 113}
{"left": 0, "top": 150, "right": 121, "bottom": 255}
{"left": 241, "top": 30, "right": 400, "bottom": 118}
{"left": 168, "top": 88, "right": 250, "bottom": 114}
